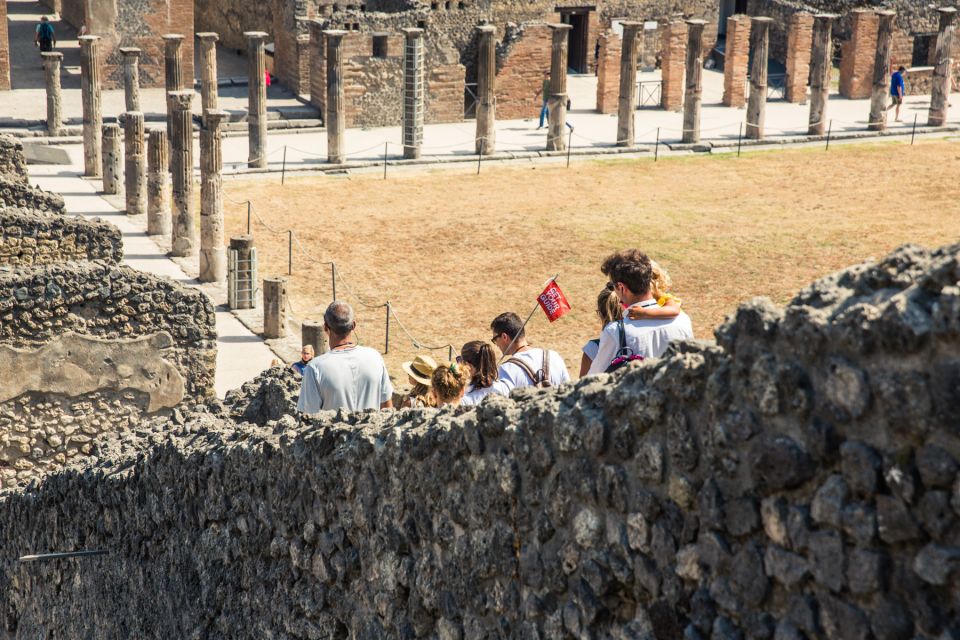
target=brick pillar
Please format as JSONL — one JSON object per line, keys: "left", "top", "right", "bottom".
{"left": 302, "top": 320, "right": 329, "bottom": 356}
{"left": 123, "top": 111, "right": 146, "bottom": 216}
{"left": 475, "top": 25, "right": 496, "bottom": 155}
{"left": 120, "top": 47, "right": 141, "bottom": 112}
{"left": 0, "top": 0, "right": 10, "bottom": 91}
{"left": 79, "top": 36, "right": 103, "bottom": 177}
{"left": 617, "top": 23, "right": 642, "bottom": 147}
{"left": 661, "top": 21, "right": 687, "bottom": 112}
{"left": 325, "top": 30, "right": 346, "bottom": 164}
{"left": 402, "top": 28, "right": 424, "bottom": 160}
{"left": 868, "top": 11, "right": 896, "bottom": 131}
{"left": 681, "top": 20, "right": 705, "bottom": 143}
{"left": 596, "top": 31, "right": 621, "bottom": 115}
{"left": 746, "top": 17, "right": 772, "bottom": 140}
{"left": 42, "top": 52, "right": 63, "bottom": 136}
{"left": 784, "top": 13, "right": 813, "bottom": 104}
{"left": 263, "top": 277, "right": 288, "bottom": 339}
{"left": 839, "top": 9, "right": 879, "bottom": 99}
{"left": 169, "top": 90, "right": 196, "bottom": 258}
{"left": 147, "top": 129, "right": 171, "bottom": 237}
{"left": 722, "top": 15, "right": 751, "bottom": 107}
{"left": 809, "top": 14, "right": 836, "bottom": 135}
{"left": 929, "top": 7, "right": 957, "bottom": 126}
{"left": 197, "top": 33, "right": 220, "bottom": 127}
{"left": 246, "top": 32, "right": 269, "bottom": 169}
{"left": 163, "top": 35, "right": 185, "bottom": 165}
{"left": 101, "top": 123, "right": 121, "bottom": 195}
{"left": 200, "top": 110, "right": 228, "bottom": 283}
{"left": 547, "top": 24, "right": 572, "bottom": 151}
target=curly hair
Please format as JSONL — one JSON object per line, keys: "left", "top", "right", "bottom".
{"left": 432, "top": 362, "right": 472, "bottom": 405}
{"left": 649, "top": 260, "right": 673, "bottom": 301}
{"left": 460, "top": 340, "right": 498, "bottom": 390}
{"left": 600, "top": 249, "right": 653, "bottom": 297}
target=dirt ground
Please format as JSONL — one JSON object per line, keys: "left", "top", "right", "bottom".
{"left": 220, "top": 139, "right": 959, "bottom": 378}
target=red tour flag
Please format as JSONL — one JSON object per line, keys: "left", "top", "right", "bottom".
{"left": 538, "top": 279, "right": 571, "bottom": 322}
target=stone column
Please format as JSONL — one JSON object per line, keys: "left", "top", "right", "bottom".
{"left": 120, "top": 47, "right": 141, "bottom": 112}
{"left": 722, "top": 15, "right": 751, "bottom": 108}
{"left": 147, "top": 129, "right": 171, "bottom": 236}
{"left": 246, "top": 31, "right": 269, "bottom": 169}
{"left": 123, "top": 111, "right": 146, "bottom": 216}
{"left": 230, "top": 235, "right": 256, "bottom": 310}
{"left": 475, "top": 25, "right": 496, "bottom": 155}
{"left": 101, "top": 123, "right": 121, "bottom": 195}
{"left": 325, "top": 30, "right": 346, "bottom": 164}
{"left": 681, "top": 20, "right": 705, "bottom": 144}
{"left": 784, "top": 13, "right": 813, "bottom": 104}
{"left": 928, "top": 7, "right": 957, "bottom": 127}
{"left": 546, "top": 23, "right": 572, "bottom": 151}
{"left": 660, "top": 21, "right": 687, "bottom": 111}
{"left": 402, "top": 28, "right": 425, "bottom": 160}
{"left": 197, "top": 33, "right": 220, "bottom": 125}
{"left": 868, "top": 11, "right": 896, "bottom": 131}
{"left": 200, "top": 110, "right": 228, "bottom": 283}
{"left": 163, "top": 34, "right": 185, "bottom": 164}
{"left": 808, "top": 14, "right": 836, "bottom": 135}
{"left": 79, "top": 36, "right": 103, "bottom": 177}
{"left": 302, "top": 320, "right": 329, "bottom": 355}
{"left": 42, "top": 52, "right": 62, "bottom": 136}
{"left": 169, "top": 91, "right": 196, "bottom": 257}
{"left": 263, "top": 277, "right": 288, "bottom": 339}
{"left": 617, "top": 22, "right": 642, "bottom": 147}
{"left": 746, "top": 17, "right": 772, "bottom": 140}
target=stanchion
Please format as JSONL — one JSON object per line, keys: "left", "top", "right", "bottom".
{"left": 385, "top": 301, "right": 391, "bottom": 354}
{"left": 448, "top": 345, "right": 453, "bottom": 362}
{"left": 331, "top": 263, "right": 337, "bottom": 301}
{"left": 654, "top": 127, "right": 660, "bottom": 162}
{"left": 566, "top": 128, "right": 573, "bottom": 168}
{"left": 287, "top": 230, "right": 293, "bottom": 275}
{"left": 911, "top": 113, "right": 918, "bottom": 145}
{"left": 476, "top": 148, "right": 482, "bottom": 175}
{"left": 737, "top": 122, "right": 743, "bottom": 158}
{"left": 383, "top": 142, "right": 388, "bottom": 180}
{"left": 825, "top": 120, "right": 833, "bottom": 151}
{"left": 246, "top": 201, "right": 251, "bottom": 234}
{"left": 281, "top": 146, "right": 287, "bottom": 185}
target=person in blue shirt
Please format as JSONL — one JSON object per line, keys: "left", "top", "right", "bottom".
{"left": 34, "top": 16, "right": 56, "bottom": 54}
{"left": 888, "top": 65, "right": 906, "bottom": 122}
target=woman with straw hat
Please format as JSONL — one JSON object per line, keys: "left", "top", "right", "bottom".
{"left": 401, "top": 354, "right": 439, "bottom": 408}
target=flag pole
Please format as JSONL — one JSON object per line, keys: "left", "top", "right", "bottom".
{"left": 497, "top": 274, "right": 559, "bottom": 363}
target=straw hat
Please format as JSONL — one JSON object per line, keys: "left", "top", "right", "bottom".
{"left": 402, "top": 354, "right": 438, "bottom": 386}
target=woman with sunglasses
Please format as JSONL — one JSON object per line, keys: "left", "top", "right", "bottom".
{"left": 459, "top": 340, "right": 506, "bottom": 406}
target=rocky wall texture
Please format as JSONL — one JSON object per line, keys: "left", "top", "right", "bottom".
{"left": 1, "top": 242, "right": 959, "bottom": 638}
{"left": 195, "top": 0, "right": 275, "bottom": 52}
{"left": 0, "top": 208, "right": 122, "bottom": 266}
{"left": 0, "top": 261, "right": 216, "bottom": 489}
{"left": 0, "top": 178, "right": 66, "bottom": 215}
{"left": 0, "top": 137, "right": 28, "bottom": 185}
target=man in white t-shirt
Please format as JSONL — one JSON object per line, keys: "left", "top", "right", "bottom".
{"left": 490, "top": 311, "right": 570, "bottom": 392}
{"left": 587, "top": 249, "right": 693, "bottom": 375}
{"left": 297, "top": 301, "right": 393, "bottom": 413}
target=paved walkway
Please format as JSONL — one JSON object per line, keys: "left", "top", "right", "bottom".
{"left": 28, "top": 147, "right": 276, "bottom": 398}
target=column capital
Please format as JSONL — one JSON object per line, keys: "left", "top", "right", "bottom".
{"left": 873, "top": 10, "right": 895, "bottom": 18}
{"left": 813, "top": 13, "right": 839, "bottom": 21}
{"left": 103, "top": 122, "right": 121, "bottom": 134}
{"left": 168, "top": 91, "right": 194, "bottom": 111}
{"left": 750, "top": 16, "right": 774, "bottom": 24}
{"left": 41, "top": 51, "right": 63, "bottom": 61}
{"left": 684, "top": 19, "right": 707, "bottom": 27}
{"left": 123, "top": 110, "right": 144, "bottom": 119}
{"left": 938, "top": 6, "right": 958, "bottom": 16}
{"left": 162, "top": 33, "right": 185, "bottom": 43}
{"left": 548, "top": 23, "right": 573, "bottom": 32}
{"left": 196, "top": 32, "right": 220, "bottom": 43}
{"left": 244, "top": 31, "right": 270, "bottom": 42}
{"left": 119, "top": 47, "right": 141, "bottom": 58}
{"left": 401, "top": 27, "right": 424, "bottom": 38}
{"left": 476, "top": 24, "right": 496, "bottom": 34}
{"left": 78, "top": 35, "right": 101, "bottom": 46}
{"left": 203, "top": 109, "right": 229, "bottom": 127}
{"left": 324, "top": 29, "right": 348, "bottom": 39}
{"left": 849, "top": 8, "right": 873, "bottom": 16}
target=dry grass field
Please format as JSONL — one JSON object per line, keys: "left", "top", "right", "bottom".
{"left": 221, "top": 140, "right": 959, "bottom": 377}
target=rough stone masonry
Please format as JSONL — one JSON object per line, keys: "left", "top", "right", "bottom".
{"left": 1, "top": 241, "right": 959, "bottom": 638}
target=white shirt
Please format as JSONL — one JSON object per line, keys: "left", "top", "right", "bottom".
{"left": 587, "top": 300, "right": 693, "bottom": 375}
{"left": 297, "top": 345, "right": 393, "bottom": 413}
{"left": 497, "top": 347, "right": 570, "bottom": 392}
{"left": 461, "top": 381, "right": 509, "bottom": 406}
{"left": 582, "top": 339, "right": 600, "bottom": 361}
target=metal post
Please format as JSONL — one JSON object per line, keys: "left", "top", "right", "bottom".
{"left": 383, "top": 142, "right": 388, "bottom": 180}
{"left": 477, "top": 148, "right": 482, "bottom": 175}
{"left": 911, "top": 113, "right": 917, "bottom": 145}
{"left": 825, "top": 119, "right": 832, "bottom": 150}
{"left": 448, "top": 345, "right": 453, "bottom": 362}
{"left": 737, "top": 122, "right": 743, "bottom": 157}
{"left": 287, "top": 230, "right": 293, "bottom": 275}
{"left": 566, "top": 128, "right": 573, "bottom": 167}
{"left": 331, "top": 263, "right": 337, "bottom": 301}
{"left": 654, "top": 127, "right": 660, "bottom": 162}
{"left": 247, "top": 201, "right": 251, "bottom": 234}
{"left": 385, "top": 301, "right": 391, "bottom": 354}
{"left": 281, "top": 146, "right": 287, "bottom": 184}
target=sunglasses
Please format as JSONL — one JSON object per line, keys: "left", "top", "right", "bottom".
{"left": 455, "top": 355, "right": 464, "bottom": 364}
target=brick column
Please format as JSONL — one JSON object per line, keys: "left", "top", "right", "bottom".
{"left": 123, "top": 111, "right": 146, "bottom": 216}
{"left": 101, "top": 123, "right": 121, "bottom": 195}
{"left": 475, "top": 25, "right": 496, "bottom": 155}
{"left": 746, "top": 17, "right": 772, "bottom": 140}
{"left": 402, "top": 28, "right": 424, "bottom": 160}
{"left": 929, "top": 7, "right": 957, "bottom": 126}
{"left": 325, "top": 30, "right": 346, "bottom": 164}
{"left": 839, "top": 9, "right": 878, "bottom": 99}
{"left": 0, "top": 0, "right": 9, "bottom": 91}
{"left": 784, "top": 13, "right": 813, "bottom": 104}
{"left": 868, "top": 11, "right": 896, "bottom": 131}
{"left": 546, "top": 23, "right": 572, "bottom": 151}
{"left": 595, "top": 30, "right": 621, "bottom": 115}
{"left": 197, "top": 33, "right": 220, "bottom": 126}
{"left": 722, "top": 15, "right": 751, "bottom": 108}
{"left": 263, "top": 278, "right": 288, "bottom": 339}
{"left": 120, "top": 47, "right": 141, "bottom": 112}
{"left": 809, "top": 14, "right": 836, "bottom": 135}
{"left": 246, "top": 32, "right": 269, "bottom": 169}
{"left": 42, "top": 52, "right": 62, "bottom": 136}
{"left": 169, "top": 90, "right": 196, "bottom": 257}
{"left": 147, "top": 129, "right": 171, "bottom": 237}
{"left": 681, "top": 20, "right": 705, "bottom": 143}
{"left": 79, "top": 36, "right": 103, "bottom": 177}
{"left": 200, "top": 110, "right": 228, "bottom": 283}
{"left": 661, "top": 21, "right": 687, "bottom": 112}
{"left": 163, "top": 35, "right": 185, "bottom": 165}
{"left": 617, "top": 22, "right": 641, "bottom": 147}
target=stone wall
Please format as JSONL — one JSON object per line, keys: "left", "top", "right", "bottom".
{"left": 747, "top": 0, "right": 810, "bottom": 65}
{"left": 784, "top": 12, "right": 813, "bottom": 103}
{"left": 495, "top": 23, "right": 553, "bottom": 121}
{"left": 195, "top": 0, "right": 274, "bottom": 52}
{"left": 0, "top": 177, "right": 66, "bottom": 214}
{"left": 839, "top": 8, "right": 877, "bottom": 99}
{"left": 2, "top": 241, "right": 959, "bottom": 638}
{"left": 0, "top": 208, "right": 123, "bottom": 266}
{"left": 0, "top": 136, "right": 29, "bottom": 185}
{"left": 660, "top": 20, "right": 686, "bottom": 112}
{"left": 722, "top": 15, "right": 751, "bottom": 108}
{"left": 0, "top": 261, "right": 216, "bottom": 489}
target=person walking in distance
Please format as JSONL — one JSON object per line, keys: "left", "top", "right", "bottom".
{"left": 297, "top": 301, "right": 393, "bottom": 413}
{"left": 536, "top": 70, "right": 550, "bottom": 129}
{"left": 888, "top": 66, "right": 906, "bottom": 122}
{"left": 35, "top": 16, "right": 56, "bottom": 55}
{"left": 490, "top": 312, "right": 570, "bottom": 392}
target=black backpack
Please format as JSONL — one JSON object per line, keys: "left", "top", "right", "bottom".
{"left": 605, "top": 319, "right": 644, "bottom": 373}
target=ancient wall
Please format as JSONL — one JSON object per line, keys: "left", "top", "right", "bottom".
{"left": 0, "top": 261, "right": 217, "bottom": 489}
{"left": 784, "top": 12, "right": 813, "bottom": 103}
{"left": 722, "top": 15, "right": 751, "bottom": 108}
{"left": 0, "top": 208, "right": 123, "bottom": 266}
{"left": 660, "top": 20, "right": 686, "bottom": 112}
{"left": 0, "top": 137, "right": 29, "bottom": 185}
{"left": 495, "top": 23, "right": 553, "bottom": 121}
{"left": 839, "top": 9, "right": 877, "bottom": 99}
{"left": 194, "top": 0, "right": 273, "bottom": 51}
{"left": 747, "top": 0, "right": 810, "bottom": 65}
{"left": 2, "top": 241, "right": 959, "bottom": 638}
{"left": 596, "top": 30, "right": 621, "bottom": 115}
{"left": 0, "top": 177, "right": 66, "bottom": 214}
{"left": 0, "top": 0, "right": 10, "bottom": 92}
{"left": 60, "top": 0, "right": 85, "bottom": 32}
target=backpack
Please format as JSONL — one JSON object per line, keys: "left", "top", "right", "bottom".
{"left": 506, "top": 350, "right": 552, "bottom": 388}
{"left": 38, "top": 23, "right": 54, "bottom": 41}
{"left": 605, "top": 319, "right": 644, "bottom": 373}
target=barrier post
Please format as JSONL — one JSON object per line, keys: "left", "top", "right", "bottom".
{"left": 566, "top": 128, "right": 573, "bottom": 167}
{"left": 825, "top": 119, "right": 832, "bottom": 150}
{"left": 911, "top": 113, "right": 917, "bottom": 145}
{"left": 737, "top": 122, "right": 743, "bottom": 157}
{"left": 281, "top": 145, "right": 287, "bottom": 184}
{"left": 476, "top": 148, "right": 482, "bottom": 175}
{"left": 331, "top": 263, "right": 337, "bottom": 301}
{"left": 287, "top": 230, "right": 293, "bottom": 275}
{"left": 448, "top": 345, "right": 453, "bottom": 362}
{"left": 385, "top": 301, "right": 391, "bottom": 354}
{"left": 383, "top": 142, "right": 388, "bottom": 180}
{"left": 654, "top": 127, "right": 660, "bottom": 162}
{"left": 246, "top": 201, "right": 251, "bottom": 234}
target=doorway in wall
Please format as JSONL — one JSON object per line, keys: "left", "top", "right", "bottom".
{"left": 558, "top": 7, "right": 593, "bottom": 73}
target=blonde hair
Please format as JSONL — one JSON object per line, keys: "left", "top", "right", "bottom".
{"left": 431, "top": 362, "right": 471, "bottom": 405}
{"left": 406, "top": 382, "right": 437, "bottom": 408}
{"left": 597, "top": 284, "right": 624, "bottom": 325}
{"left": 650, "top": 260, "right": 672, "bottom": 300}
